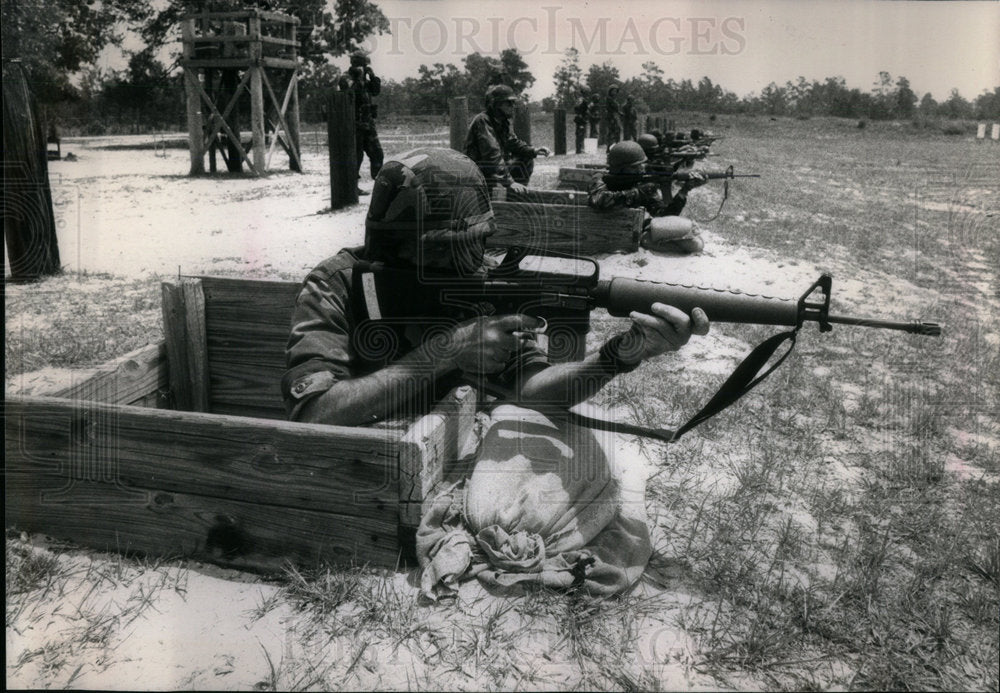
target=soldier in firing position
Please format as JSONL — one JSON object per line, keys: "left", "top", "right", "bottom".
{"left": 283, "top": 147, "right": 709, "bottom": 426}
{"left": 589, "top": 140, "right": 708, "bottom": 255}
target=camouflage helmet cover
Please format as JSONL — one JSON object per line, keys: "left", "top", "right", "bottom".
{"left": 636, "top": 133, "right": 660, "bottom": 157}
{"left": 607, "top": 141, "right": 647, "bottom": 173}
{"left": 365, "top": 147, "right": 494, "bottom": 274}
{"left": 350, "top": 51, "right": 370, "bottom": 67}
{"left": 485, "top": 84, "right": 517, "bottom": 109}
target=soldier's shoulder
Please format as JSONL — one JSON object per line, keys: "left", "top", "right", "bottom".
{"left": 305, "top": 247, "right": 367, "bottom": 286}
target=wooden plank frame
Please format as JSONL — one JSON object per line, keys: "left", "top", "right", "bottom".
{"left": 491, "top": 202, "right": 643, "bottom": 255}
{"left": 5, "top": 275, "right": 481, "bottom": 571}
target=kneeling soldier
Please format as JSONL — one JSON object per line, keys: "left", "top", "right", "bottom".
{"left": 589, "top": 140, "right": 707, "bottom": 255}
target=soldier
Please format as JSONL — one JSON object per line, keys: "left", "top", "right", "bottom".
{"left": 464, "top": 84, "right": 550, "bottom": 196}
{"left": 573, "top": 87, "right": 590, "bottom": 154}
{"left": 282, "top": 147, "right": 708, "bottom": 596}
{"left": 589, "top": 141, "right": 707, "bottom": 254}
{"left": 605, "top": 86, "right": 622, "bottom": 147}
{"left": 622, "top": 95, "right": 638, "bottom": 142}
{"left": 588, "top": 93, "right": 601, "bottom": 139}
{"left": 338, "top": 51, "right": 384, "bottom": 195}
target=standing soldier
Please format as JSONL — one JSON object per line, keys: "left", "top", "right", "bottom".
{"left": 573, "top": 87, "right": 590, "bottom": 154}
{"left": 338, "top": 51, "right": 384, "bottom": 195}
{"left": 605, "top": 85, "right": 622, "bottom": 147}
{"left": 588, "top": 93, "right": 601, "bottom": 139}
{"left": 622, "top": 95, "right": 638, "bottom": 141}
{"left": 465, "top": 84, "right": 550, "bottom": 196}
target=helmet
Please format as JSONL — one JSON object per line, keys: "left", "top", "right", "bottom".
{"left": 606, "top": 141, "right": 647, "bottom": 174}
{"left": 485, "top": 84, "right": 517, "bottom": 109}
{"left": 690, "top": 128, "right": 703, "bottom": 141}
{"left": 636, "top": 133, "right": 660, "bottom": 157}
{"left": 350, "top": 51, "right": 370, "bottom": 67}
{"left": 607, "top": 85, "right": 620, "bottom": 96}
{"left": 365, "top": 147, "right": 494, "bottom": 274}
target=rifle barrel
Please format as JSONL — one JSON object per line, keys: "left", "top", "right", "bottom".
{"left": 823, "top": 314, "right": 942, "bottom": 336}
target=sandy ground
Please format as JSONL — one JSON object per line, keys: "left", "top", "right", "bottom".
{"left": 6, "top": 136, "right": 951, "bottom": 690}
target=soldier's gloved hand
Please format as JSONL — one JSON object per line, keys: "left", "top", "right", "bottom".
{"left": 682, "top": 171, "right": 708, "bottom": 191}
{"left": 535, "top": 147, "right": 551, "bottom": 157}
{"left": 615, "top": 304, "right": 710, "bottom": 365}
{"left": 448, "top": 314, "right": 542, "bottom": 374}
{"left": 509, "top": 182, "right": 528, "bottom": 195}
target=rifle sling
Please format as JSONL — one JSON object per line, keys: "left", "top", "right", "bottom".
{"left": 492, "top": 328, "right": 799, "bottom": 444}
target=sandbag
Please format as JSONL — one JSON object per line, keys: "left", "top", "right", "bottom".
{"left": 417, "top": 404, "right": 652, "bottom": 600}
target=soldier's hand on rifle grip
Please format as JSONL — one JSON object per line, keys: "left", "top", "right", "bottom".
{"left": 626, "top": 304, "right": 710, "bottom": 361}
{"left": 449, "top": 314, "right": 539, "bottom": 374}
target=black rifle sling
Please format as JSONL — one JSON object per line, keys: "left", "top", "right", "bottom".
{"left": 564, "top": 328, "right": 799, "bottom": 443}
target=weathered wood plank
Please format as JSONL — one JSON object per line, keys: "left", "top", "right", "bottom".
{"left": 5, "top": 474, "right": 399, "bottom": 571}
{"left": 207, "top": 361, "right": 285, "bottom": 417}
{"left": 398, "top": 386, "right": 479, "bottom": 514}
{"left": 504, "top": 187, "right": 588, "bottom": 206}
{"left": 9, "top": 342, "right": 167, "bottom": 406}
{"left": 557, "top": 166, "right": 601, "bottom": 191}
{"left": 162, "top": 278, "right": 210, "bottom": 412}
{"left": 491, "top": 202, "right": 642, "bottom": 255}
{"left": 5, "top": 395, "right": 400, "bottom": 521}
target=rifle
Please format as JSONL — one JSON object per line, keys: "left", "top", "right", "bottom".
{"left": 350, "top": 247, "right": 940, "bottom": 441}
{"left": 636, "top": 166, "right": 760, "bottom": 183}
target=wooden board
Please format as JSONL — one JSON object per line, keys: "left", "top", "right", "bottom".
{"left": 6, "top": 394, "right": 404, "bottom": 568}
{"left": 398, "top": 386, "right": 479, "bottom": 527}
{"left": 196, "top": 276, "right": 299, "bottom": 417}
{"left": 491, "top": 202, "right": 642, "bottom": 255}
{"left": 501, "top": 187, "right": 588, "bottom": 206}
{"left": 6, "top": 475, "right": 398, "bottom": 572}
{"left": 557, "top": 167, "right": 602, "bottom": 192}
{"left": 9, "top": 342, "right": 167, "bottom": 406}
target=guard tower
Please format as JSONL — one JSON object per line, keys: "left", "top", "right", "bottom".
{"left": 180, "top": 9, "right": 303, "bottom": 175}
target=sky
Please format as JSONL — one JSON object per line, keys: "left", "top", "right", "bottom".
{"left": 347, "top": 0, "right": 1000, "bottom": 102}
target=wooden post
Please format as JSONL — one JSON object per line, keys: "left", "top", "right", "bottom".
{"left": 249, "top": 14, "right": 266, "bottom": 174}
{"left": 161, "top": 278, "right": 210, "bottom": 413}
{"left": 288, "top": 71, "right": 302, "bottom": 171}
{"left": 514, "top": 102, "right": 532, "bottom": 144}
{"left": 328, "top": 90, "right": 358, "bottom": 208}
{"left": 449, "top": 96, "right": 468, "bottom": 152}
{"left": 553, "top": 108, "right": 566, "bottom": 155}
{"left": 2, "top": 60, "right": 61, "bottom": 280}
{"left": 182, "top": 19, "right": 205, "bottom": 175}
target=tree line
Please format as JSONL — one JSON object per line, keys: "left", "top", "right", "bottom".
{"left": 4, "top": 0, "right": 998, "bottom": 134}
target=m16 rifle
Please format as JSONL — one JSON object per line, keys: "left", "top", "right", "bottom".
{"left": 350, "top": 246, "right": 941, "bottom": 441}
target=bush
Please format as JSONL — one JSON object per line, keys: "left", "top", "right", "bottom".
{"left": 940, "top": 121, "right": 970, "bottom": 136}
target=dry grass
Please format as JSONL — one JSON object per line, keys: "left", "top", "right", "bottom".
{"left": 6, "top": 115, "right": 999, "bottom": 690}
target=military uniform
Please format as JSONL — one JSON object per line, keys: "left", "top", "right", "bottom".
{"left": 573, "top": 96, "right": 589, "bottom": 154}
{"left": 464, "top": 110, "right": 537, "bottom": 188}
{"left": 587, "top": 174, "right": 687, "bottom": 217}
{"left": 283, "top": 247, "right": 548, "bottom": 423}
{"left": 338, "top": 68, "right": 384, "bottom": 180}
{"left": 622, "top": 100, "right": 638, "bottom": 141}
{"left": 605, "top": 92, "right": 622, "bottom": 146}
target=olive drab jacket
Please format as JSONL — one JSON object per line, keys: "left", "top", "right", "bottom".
{"left": 464, "top": 110, "right": 537, "bottom": 188}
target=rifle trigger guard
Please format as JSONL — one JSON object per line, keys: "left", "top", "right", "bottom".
{"left": 798, "top": 274, "right": 833, "bottom": 332}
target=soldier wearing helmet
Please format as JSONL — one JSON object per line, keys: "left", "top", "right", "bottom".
{"left": 572, "top": 87, "right": 591, "bottom": 154}
{"left": 338, "top": 50, "right": 383, "bottom": 194}
{"left": 588, "top": 142, "right": 708, "bottom": 255}
{"left": 622, "top": 95, "right": 638, "bottom": 142}
{"left": 465, "top": 84, "right": 550, "bottom": 197}
{"left": 605, "top": 86, "right": 622, "bottom": 147}
{"left": 283, "top": 147, "right": 708, "bottom": 425}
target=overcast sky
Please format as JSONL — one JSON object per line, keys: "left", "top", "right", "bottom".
{"left": 351, "top": 0, "right": 999, "bottom": 102}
